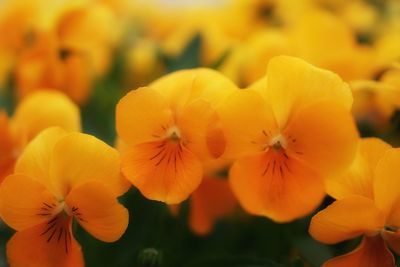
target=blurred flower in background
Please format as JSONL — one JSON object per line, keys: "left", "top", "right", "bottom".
{"left": 0, "top": 90, "right": 80, "bottom": 183}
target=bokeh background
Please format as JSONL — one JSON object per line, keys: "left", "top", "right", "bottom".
{"left": 1, "top": 0, "right": 400, "bottom": 266}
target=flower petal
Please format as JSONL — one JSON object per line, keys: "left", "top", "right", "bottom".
{"left": 230, "top": 151, "right": 325, "bottom": 222}
{"left": 0, "top": 174, "right": 58, "bottom": 231}
{"left": 189, "top": 177, "right": 237, "bottom": 235}
{"left": 11, "top": 90, "right": 81, "bottom": 144}
{"left": 285, "top": 100, "right": 358, "bottom": 177}
{"left": 0, "top": 111, "right": 15, "bottom": 183}
{"left": 7, "top": 220, "right": 84, "bottom": 267}
{"left": 15, "top": 127, "right": 67, "bottom": 192}
{"left": 382, "top": 230, "right": 400, "bottom": 256}
{"left": 178, "top": 99, "right": 224, "bottom": 160}
{"left": 326, "top": 138, "right": 391, "bottom": 200}
{"left": 205, "top": 118, "right": 226, "bottom": 159}
{"left": 0, "top": 110, "right": 14, "bottom": 155}
{"left": 62, "top": 54, "right": 92, "bottom": 104}
{"left": 150, "top": 68, "right": 237, "bottom": 110}
{"left": 309, "top": 196, "right": 385, "bottom": 244}
{"left": 218, "top": 89, "right": 278, "bottom": 159}
{"left": 116, "top": 87, "right": 173, "bottom": 146}
{"left": 50, "top": 132, "right": 129, "bottom": 197}
{"left": 260, "top": 55, "right": 353, "bottom": 127}
{"left": 322, "top": 236, "right": 395, "bottom": 267}
{"left": 121, "top": 140, "right": 203, "bottom": 204}
{"left": 65, "top": 181, "right": 128, "bottom": 242}
{"left": 374, "top": 148, "right": 400, "bottom": 226}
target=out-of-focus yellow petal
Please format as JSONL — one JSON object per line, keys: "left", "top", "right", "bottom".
{"left": 322, "top": 236, "right": 395, "bottom": 267}
{"left": 326, "top": 138, "right": 391, "bottom": 200}
{"left": 351, "top": 77, "right": 400, "bottom": 126}
{"left": 374, "top": 148, "right": 400, "bottom": 226}
{"left": 218, "top": 89, "right": 278, "bottom": 159}
{"left": 379, "top": 68, "right": 400, "bottom": 109}
{"left": 0, "top": 111, "right": 15, "bottom": 183}
{"left": 121, "top": 140, "right": 203, "bottom": 204}
{"left": 259, "top": 55, "right": 353, "bottom": 128}
{"left": 287, "top": 10, "right": 367, "bottom": 80}
{"left": 309, "top": 196, "right": 385, "bottom": 244}
{"left": 15, "top": 127, "right": 67, "bottom": 192}
{"left": 375, "top": 32, "right": 400, "bottom": 68}
{"left": 65, "top": 181, "right": 128, "bottom": 242}
{"left": 0, "top": 174, "right": 58, "bottom": 231}
{"left": 285, "top": 100, "right": 358, "bottom": 177}
{"left": 230, "top": 150, "right": 325, "bottom": 222}
{"left": 222, "top": 29, "right": 292, "bottom": 86}
{"left": 11, "top": 90, "right": 81, "bottom": 145}
{"left": 7, "top": 220, "right": 84, "bottom": 267}
{"left": 189, "top": 177, "right": 237, "bottom": 235}
{"left": 340, "top": 1, "right": 378, "bottom": 34}
{"left": 62, "top": 54, "right": 92, "bottom": 105}
{"left": 57, "top": 4, "right": 119, "bottom": 50}
{"left": 50, "top": 132, "right": 129, "bottom": 198}
{"left": 116, "top": 87, "right": 173, "bottom": 146}
{"left": 15, "top": 33, "right": 64, "bottom": 100}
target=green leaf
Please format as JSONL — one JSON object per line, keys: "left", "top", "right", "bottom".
{"left": 293, "top": 237, "right": 333, "bottom": 267}
{"left": 0, "top": 222, "right": 14, "bottom": 266}
{"left": 0, "top": 83, "right": 16, "bottom": 114}
{"left": 209, "top": 49, "right": 230, "bottom": 70}
{"left": 138, "top": 248, "right": 163, "bottom": 267}
{"left": 163, "top": 33, "right": 202, "bottom": 72}
{"left": 186, "top": 256, "right": 288, "bottom": 267}
{"left": 290, "top": 258, "right": 305, "bottom": 267}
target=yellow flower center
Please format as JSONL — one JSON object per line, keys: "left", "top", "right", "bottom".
{"left": 269, "top": 134, "right": 287, "bottom": 151}
{"left": 51, "top": 200, "right": 74, "bottom": 218}
{"left": 165, "top": 126, "right": 181, "bottom": 142}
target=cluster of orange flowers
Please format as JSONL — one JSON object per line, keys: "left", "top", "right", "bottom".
{"left": 0, "top": 0, "right": 400, "bottom": 267}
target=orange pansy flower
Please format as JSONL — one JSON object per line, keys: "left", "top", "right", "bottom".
{"left": 310, "top": 138, "right": 400, "bottom": 267}
{"left": 0, "top": 127, "right": 129, "bottom": 267}
{"left": 351, "top": 68, "right": 400, "bottom": 129}
{"left": 0, "top": 90, "right": 80, "bottom": 183}
{"left": 56, "top": 3, "right": 119, "bottom": 77}
{"left": 116, "top": 68, "right": 237, "bottom": 204}
{"left": 15, "top": 32, "right": 92, "bottom": 104}
{"left": 220, "top": 29, "right": 292, "bottom": 87}
{"left": 219, "top": 55, "right": 358, "bottom": 222}
{"left": 288, "top": 9, "right": 377, "bottom": 81}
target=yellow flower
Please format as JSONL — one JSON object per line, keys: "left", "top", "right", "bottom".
{"left": 0, "top": 127, "right": 129, "bottom": 267}
{"left": 15, "top": 32, "right": 92, "bottom": 104}
{"left": 125, "top": 38, "right": 164, "bottom": 87}
{"left": 310, "top": 138, "right": 400, "bottom": 267}
{"left": 220, "top": 29, "right": 292, "bottom": 86}
{"left": 351, "top": 68, "right": 400, "bottom": 128}
{"left": 288, "top": 9, "right": 377, "bottom": 81}
{"left": 56, "top": 2, "right": 120, "bottom": 76}
{"left": 219, "top": 56, "right": 358, "bottom": 222}
{"left": 0, "top": 90, "right": 80, "bottom": 183}
{"left": 116, "top": 69, "right": 237, "bottom": 204}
